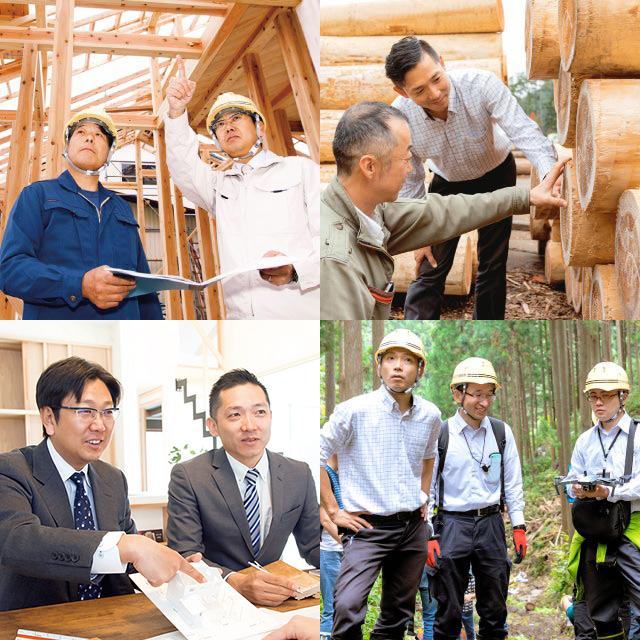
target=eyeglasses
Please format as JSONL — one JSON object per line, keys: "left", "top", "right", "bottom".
{"left": 56, "top": 406, "right": 120, "bottom": 425}
{"left": 464, "top": 392, "right": 496, "bottom": 402}
{"left": 212, "top": 113, "right": 246, "bottom": 132}
{"left": 585, "top": 392, "right": 618, "bottom": 404}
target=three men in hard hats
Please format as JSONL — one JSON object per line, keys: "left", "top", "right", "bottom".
{"left": 165, "top": 57, "right": 318, "bottom": 319}
{"left": 428, "top": 358, "right": 525, "bottom": 640}
{"left": 320, "top": 328, "right": 441, "bottom": 640}
{"left": 0, "top": 108, "right": 162, "bottom": 319}
{"left": 564, "top": 362, "right": 640, "bottom": 640}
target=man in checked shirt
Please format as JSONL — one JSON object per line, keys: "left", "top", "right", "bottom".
{"left": 319, "top": 328, "right": 440, "bottom": 640}
{"left": 386, "top": 37, "right": 558, "bottom": 320}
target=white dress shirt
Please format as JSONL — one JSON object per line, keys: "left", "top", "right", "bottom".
{"left": 47, "top": 438, "right": 127, "bottom": 576}
{"left": 354, "top": 206, "right": 384, "bottom": 248}
{"left": 429, "top": 411, "right": 525, "bottom": 527}
{"left": 565, "top": 413, "right": 640, "bottom": 512}
{"left": 320, "top": 386, "right": 441, "bottom": 516}
{"left": 225, "top": 450, "right": 273, "bottom": 546}
{"left": 165, "top": 112, "right": 319, "bottom": 319}
{"left": 392, "top": 68, "right": 557, "bottom": 197}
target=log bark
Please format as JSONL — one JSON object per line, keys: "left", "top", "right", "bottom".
{"left": 320, "top": 110, "right": 341, "bottom": 163}
{"left": 392, "top": 233, "right": 473, "bottom": 294}
{"left": 556, "top": 66, "right": 584, "bottom": 147}
{"left": 581, "top": 266, "right": 593, "bottom": 319}
{"left": 576, "top": 79, "right": 640, "bottom": 216}
{"left": 615, "top": 189, "right": 640, "bottom": 319}
{"left": 558, "top": 0, "right": 640, "bottom": 75}
{"left": 590, "top": 264, "right": 623, "bottom": 320}
{"left": 321, "top": 0, "right": 504, "bottom": 37}
{"left": 559, "top": 161, "right": 615, "bottom": 267}
{"left": 321, "top": 33, "right": 504, "bottom": 66}
{"left": 320, "top": 59, "right": 503, "bottom": 110}
{"left": 320, "top": 163, "right": 336, "bottom": 185}
{"left": 530, "top": 216, "right": 550, "bottom": 240}
{"left": 545, "top": 241, "right": 565, "bottom": 284}
{"left": 525, "top": 0, "right": 560, "bottom": 79}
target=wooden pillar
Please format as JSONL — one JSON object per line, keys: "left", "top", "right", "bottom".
{"left": 274, "top": 108, "right": 296, "bottom": 157}
{"left": 275, "top": 9, "right": 319, "bottom": 162}
{"left": 195, "top": 206, "right": 224, "bottom": 319}
{"left": 46, "top": 0, "right": 74, "bottom": 178}
{"left": 134, "top": 138, "right": 147, "bottom": 249}
{"left": 172, "top": 183, "right": 195, "bottom": 319}
{"left": 242, "top": 53, "right": 287, "bottom": 156}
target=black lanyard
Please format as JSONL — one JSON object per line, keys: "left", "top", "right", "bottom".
{"left": 462, "top": 427, "right": 488, "bottom": 471}
{"left": 597, "top": 426, "right": 622, "bottom": 463}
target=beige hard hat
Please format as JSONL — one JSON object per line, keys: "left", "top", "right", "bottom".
{"left": 450, "top": 357, "right": 500, "bottom": 389}
{"left": 375, "top": 329, "right": 426, "bottom": 365}
{"left": 584, "top": 362, "right": 630, "bottom": 393}
{"left": 206, "top": 92, "right": 266, "bottom": 138}
{"left": 64, "top": 107, "right": 118, "bottom": 150}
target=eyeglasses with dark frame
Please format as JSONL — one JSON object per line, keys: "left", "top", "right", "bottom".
{"left": 55, "top": 406, "right": 120, "bottom": 425}
{"left": 464, "top": 392, "right": 496, "bottom": 402}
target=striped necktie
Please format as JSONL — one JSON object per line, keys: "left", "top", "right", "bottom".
{"left": 70, "top": 472, "right": 102, "bottom": 600}
{"left": 244, "top": 468, "right": 261, "bottom": 555}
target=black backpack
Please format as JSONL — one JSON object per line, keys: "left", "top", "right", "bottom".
{"left": 435, "top": 417, "right": 507, "bottom": 525}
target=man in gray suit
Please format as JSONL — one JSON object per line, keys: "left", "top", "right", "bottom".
{"left": 0, "top": 356, "right": 204, "bottom": 612}
{"left": 167, "top": 369, "right": 320, "bottom": 606}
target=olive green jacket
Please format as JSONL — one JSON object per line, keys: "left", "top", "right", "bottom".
{"left": 320, "top": 177, "right": 530, "bottom": 319}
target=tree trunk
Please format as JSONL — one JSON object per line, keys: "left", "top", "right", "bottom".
{"left": 338, "top": 325, "right": 346, "bottom": 403}
{"left": 372, "top": 320, "right": 385, "bottom": 390}
{"left": 343, "top": 321, "right": 364, "bottom": 400}
{"left": 321, "top": 0, "right": 504, "bottom": 37}
{"left": 325, "top": 322, "right": 336, "bottom": 420}
{"left": 525, "top": 0, "right": 560, "bottom": 79}
{"left": 615, "top": 189, "right": 640, "bottom": 320}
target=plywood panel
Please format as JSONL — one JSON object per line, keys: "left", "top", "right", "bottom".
{"left": 47, "top": 342, "right": 69, "bottom": 364}
{"left": 0, "top": 346, "right": 24, "bottom": 409}
{"left": 22, "top": 341, "right": 44, "bottom": 410}
{"left": 0, "top": 418, "right": 25, "bottom": 453}
{"left": 70, "top": 345, "right": 110, "bottom": 368}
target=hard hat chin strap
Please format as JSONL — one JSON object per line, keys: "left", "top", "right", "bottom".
{"left": 62, "top": 146, "right": 114, "bottom": 176}
{"left": 212, "top": 115, "right": 263, "bottom": 160}
{"left": 454, "top": 383, "right": 483, "bottom": 422}
{"left": 602, "top": 390, "right": 626, "bottom": 424}
{"left": 377, "top": 358, "right": 423, "bottom": 395}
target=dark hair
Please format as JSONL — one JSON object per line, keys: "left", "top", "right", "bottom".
{"left": 37, "top": 356, "right": 122, "bottom": 438}
{"left": 333, "top": 101, "right": 408, "bottom": 177}
{"left": 385, "top": 36, "right": 440, "bottom": 88}
{"left": 209, "top": 369, "right": 270, "bottom": 419}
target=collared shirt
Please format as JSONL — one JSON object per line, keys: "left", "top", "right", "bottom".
{"left": 392, "top": 69, "right": 557, "bottom": 197}
{"left": 566, "top": 412, "right": 640, "bottom": 512}
{"left": 46, "top": 438, "right": 126, "bottom": 575}
{"left": 429, "top": 411, "right": 525, "bottom": 526}
{"left": 320, "top": 386, "right": 441, "bottom": 515}
{"left": 165, "top": 112, "right": 319, "bottom": 319}
{"left": 225, "top": 450, "right": 273, "bottom": 546}
{"left": 354, "top": 206, "right": 384, "bottom": 248}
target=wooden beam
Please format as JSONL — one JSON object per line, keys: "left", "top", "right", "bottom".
{"left": 0, "top": 109, "right": 157, "bottom": 129}
{"left": 195, "top": 206, "right": 224, "bottom": 319}
{"left": 242, "top": 52, "right": 287, "bottom": 156}
{"left": 134, "top": 138, "right": 147, "bottom": 249}
{"left": 274, "top": 108, "right": 296, "bottom": 157}
{"left": 172, "top": 183, "right": 196, "bottom": 319}
{"left": 0, "top": 26, "right": 203, "bottom": 58}
{"left": 275, "top": 9, "right": 319, "bottom": 162}
{"left": 45, "top": 0, "right": 73, "bottom": 179}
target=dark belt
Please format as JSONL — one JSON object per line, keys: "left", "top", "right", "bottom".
{"left": 439, "top": 504, "right": 501, "bottom": 518}
{"left": 363, "top": 509, "right": 421, "bottom": 525}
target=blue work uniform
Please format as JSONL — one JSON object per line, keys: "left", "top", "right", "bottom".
{"left": 0, "top": 170, "right": 162, "bottom": 319}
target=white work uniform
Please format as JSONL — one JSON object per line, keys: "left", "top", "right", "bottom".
{"left": 165, "top": 112, "right": 319, "bottom": 319}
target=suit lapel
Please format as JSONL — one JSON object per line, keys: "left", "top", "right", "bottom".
{"left": 89, "top": 463, "right": 118, "bottom": 530}
{"left": 211, "top": 448, "right": 254, "bottom": 556}
{"left": 260, "top": 450, "right": 282, "bottom": 556}
{"left": 33, "top": 440, "right": 74, "bottom": 530}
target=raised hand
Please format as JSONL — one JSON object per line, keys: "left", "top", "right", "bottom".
{"left": 167, "top": 55, "right": 196, "bottom": 118}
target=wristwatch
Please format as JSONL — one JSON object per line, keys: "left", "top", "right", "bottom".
{"left": 513, "top": 524, "right": 527, "bottom": 531}
{"left": 290, "top": 268, "right": 299, "bottom": 283}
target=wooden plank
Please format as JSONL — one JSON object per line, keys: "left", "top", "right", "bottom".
{"left": 7, "top": 0, "right": 298, "bottom": 11}
{"left": 274, "top": 107, "right": 296, "bottom": 156}
{"left": 195, "top": 205, "right": 224, "bottom": 319}
{"left": 242, "top": 52, "right": 287, "bottom": 156}
{"left": 0, "top": 26, "right": 204, "bottom": 58}
{"left": 275, "top": 9, "right": 318, "bottom": 163}
{"left": 45, "top": 0, "right": 73, "bottom": 179}
{"left": 134, "top": 137, "right": 146, "bottom": 249}
{"left": 172, "top": 184, "right": 195, "bottom": 319}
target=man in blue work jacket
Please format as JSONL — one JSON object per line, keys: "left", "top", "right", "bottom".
{"left": 0, "top": 107, "right": 162, "bottom": 319}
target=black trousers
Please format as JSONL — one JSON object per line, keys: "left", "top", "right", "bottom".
{"left": 578, "top": 535, "right": 640, "bottom": 639}
{"left": 331, "top": 513, "right": 428, "bottom": 640}
{"left": 404, "top": 153, "right": 517, "bottom": 320}
{"left": 431, "top": 512, "right": 511, "bottom": 640}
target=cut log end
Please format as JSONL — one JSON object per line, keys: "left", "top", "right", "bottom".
{"left": 558, "top": 0, "right": 577, "bottom": 71}
{"left": 590, "top": 264, "right": 623, "bottom": 320}
{"left": 576, "top": 81, "right": 595, "bottom": 211}
{"left": 616, "top": 190, "right": 640, "bottom": 319}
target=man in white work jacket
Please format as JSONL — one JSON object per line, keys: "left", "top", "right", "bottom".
{"left": 164, "top": 56, "right": 319, "bottom": 319}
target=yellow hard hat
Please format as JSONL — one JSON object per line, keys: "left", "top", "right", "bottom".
{"left": 64, "top": 107, "right": 118, "bottom": 150}
{"left": 206, "top": 92, "right": 266, "bottom": 138}
{"left": 584, "top": 362, "right": 630, "bottom": 393}
{"left": 375, "top": 329, "right": 426, "bottom": 365}
{"left": 450, "top": 357, "right": 500, "bottom": 389}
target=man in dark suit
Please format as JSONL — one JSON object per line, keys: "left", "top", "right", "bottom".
{"left": 166, "top": 368, "right": 320, "bottom": 606}
{"left": 0, "top": 357, "right": 204, "bottom": 612}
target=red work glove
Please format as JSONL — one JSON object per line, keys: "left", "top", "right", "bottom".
{"left": 513, "top": 527, "right": 527, "bottom": 564}
{"left": 427, "top": 538, "right": 441, "bottom": 569}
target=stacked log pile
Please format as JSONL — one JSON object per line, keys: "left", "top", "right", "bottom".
{"left": 527, "top": 0, "right": 640, "bottom": 318}
{"left": 321, "top": 0, "right": 507, "bottom": 298}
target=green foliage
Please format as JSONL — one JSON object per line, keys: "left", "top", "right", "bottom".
{"left": 509, "top": 74, "right": 557, "bottom": 136}
{"left": 168, "top": 444, "right": 206, "bottom": 465}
